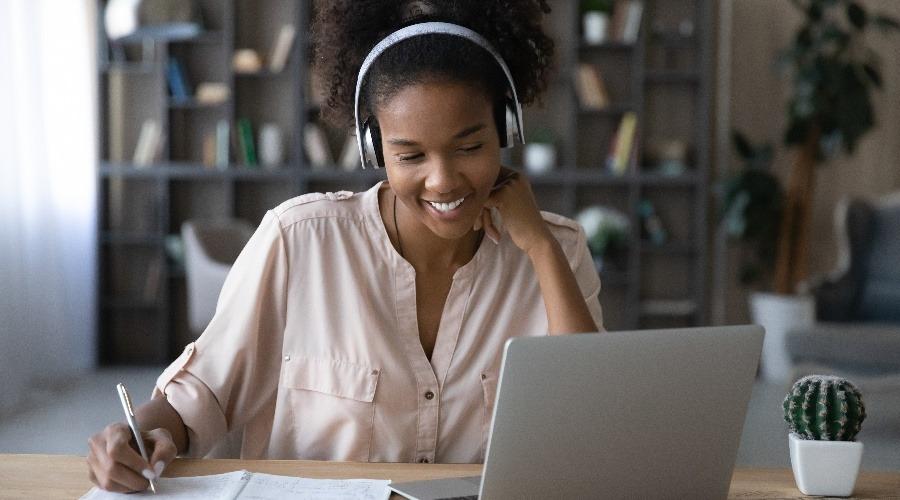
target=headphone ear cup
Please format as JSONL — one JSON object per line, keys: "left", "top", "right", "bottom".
{"left": 362, "top": 117, "right": 385, "bottom": 168}
{"left": 504, "top": 102, "right": 519, "bottom": 147}
{"left": 494, "top": 98, "right": 519, "bottom": 148}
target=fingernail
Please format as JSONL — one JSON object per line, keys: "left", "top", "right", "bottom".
{"left": 489, "top": 234, "right": 499, "bottom": 245}
{"left": 154, "top": 461, "right": 165, "bottom": 476}
{"left": 142, "top": 469, "right": 155, "bottom": 481}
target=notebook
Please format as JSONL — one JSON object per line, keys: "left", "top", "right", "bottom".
{"left": 80, "top": 470, "right": 391, "bottom": 500}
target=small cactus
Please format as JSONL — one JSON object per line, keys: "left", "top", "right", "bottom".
{"left": 783, "top": 375, "right": 866, "bottom": 441}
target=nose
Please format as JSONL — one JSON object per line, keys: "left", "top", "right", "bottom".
{"left": 424, "top": 156, "right": 460, "bottom": 195}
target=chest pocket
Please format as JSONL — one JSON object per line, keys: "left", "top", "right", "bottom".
{"left": 280, "top": 355, "right": 379, "bottom": 462}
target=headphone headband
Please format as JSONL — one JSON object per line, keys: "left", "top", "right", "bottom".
{"left": 354, "top": 22, "right": 525, "bottom": 169}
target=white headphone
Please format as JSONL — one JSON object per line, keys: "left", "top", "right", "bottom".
{"left": 354, "top": 22, "right": 525, "bottom": 169}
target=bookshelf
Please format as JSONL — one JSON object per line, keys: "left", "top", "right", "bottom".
{"left": 97, "top": 0, "right": 713, "bottom": 363}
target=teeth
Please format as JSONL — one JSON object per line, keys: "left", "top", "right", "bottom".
{"left": 428, "top": 197, "right": 465, "bottom": 212}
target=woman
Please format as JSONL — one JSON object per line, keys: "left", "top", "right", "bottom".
{"left": 87, "top": 0, "right": 603, "bottom": 492}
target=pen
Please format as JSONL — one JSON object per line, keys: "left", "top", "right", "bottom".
{"left": 116, "top": 383, "right": 157, "bottom": 494}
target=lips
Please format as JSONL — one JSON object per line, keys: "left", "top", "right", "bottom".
{"left": 422, "top": 195, "right": 468, "bottom": 220}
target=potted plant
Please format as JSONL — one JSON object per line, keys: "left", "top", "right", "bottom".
{"left": 783, "top": 375, "right": 866, "bottom": 497}
{"left": 722, "top": 0, "right": 899, "bottom": 379}
{"left": 523, "top": 128, "right": 557, "bottom": 174}
{"left": 771, "top": 0, "right": 899, "bottom": 295}
{"left": 575, "top": 205, "right": 629, "bottom": 272}
{"left": 580, "top": 0, "right": 613, "bottom": 45}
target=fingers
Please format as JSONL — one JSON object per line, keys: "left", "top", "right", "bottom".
{"left": 87, "top": 426, "right": 151, "bottom": 492}
{"left": 146, "top": 427, "right": 178, "bottom": 478}
{"left": 473, "top": 210, "right": 483, "bottom": 231}
{"left": 482, "top": 209, "right": 501, "bottom": 244}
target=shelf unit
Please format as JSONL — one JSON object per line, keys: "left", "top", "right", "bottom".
{"left": 96, "top": 0, "right": 712, "bottom": 363}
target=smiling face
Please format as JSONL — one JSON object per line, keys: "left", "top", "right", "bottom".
{"left": 376, "top": 80, "right": 502, "bottom": 241}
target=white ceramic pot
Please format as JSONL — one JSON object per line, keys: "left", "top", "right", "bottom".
{"left": 749, "top": 292, "right": 815, "bottom": 382}
{"left": 789, "top": 433, "right": 863, "bottom": 497}
{"left": 524, "top": 143, "right": 556, "bottom": 174}
{"left": 582, "top": 12, "right": 609, "bottom": 45}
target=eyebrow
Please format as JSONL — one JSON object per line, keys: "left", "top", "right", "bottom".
{"left": 386, "top": 123, "right": 486, "bottom": 146}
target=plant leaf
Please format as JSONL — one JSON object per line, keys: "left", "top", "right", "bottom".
{"left": 732, "top": 130, "right": 754, "bottom": 160}
{"left": 872, "top": 15, "right": 900, "bottom": 32}
{"left": 863, "top": 64, "right": 882, "bottom": 88}
{"left": 847, "top": 2, "right": 867, "bottom": 30}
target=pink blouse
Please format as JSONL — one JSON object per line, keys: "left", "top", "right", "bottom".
{"left": 153, "top": 181, "right": 603, "bottom": 463}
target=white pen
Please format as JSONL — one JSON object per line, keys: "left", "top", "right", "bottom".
{"left": 116, "top": 383, "right": 157, "bottom": 494}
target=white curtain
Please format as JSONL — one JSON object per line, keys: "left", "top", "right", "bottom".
{"left": 0, "top": 0, "right": 97, "bottom": 413}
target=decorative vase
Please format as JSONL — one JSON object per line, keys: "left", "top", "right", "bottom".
{"left": 789, "top": 433, "right": 863, "bottom": 496}
{"left": 749, "top": 292, "right": 815, "bottom": 382}
{"left": 582, "top": 12, "right": 609, "bottom": 45}
{"left": 524, "top": 143, "right": 556, "bottom": 174}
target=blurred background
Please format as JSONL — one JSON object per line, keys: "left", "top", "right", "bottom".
{"left": 1, "top": 0, "right": 898, "bottom": 470}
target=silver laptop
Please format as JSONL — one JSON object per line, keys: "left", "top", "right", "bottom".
{"left": 391, "top": 325, "right": 764, "bottom": 500}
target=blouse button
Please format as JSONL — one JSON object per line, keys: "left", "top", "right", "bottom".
{"left": 481, "top": 373, "right": 486, "bottom": 380}
{"left": 424, "top": 391, "right": 435, "bottom": 400}
{"left": 284, "top": 355, "right": 291, "bottom": 362}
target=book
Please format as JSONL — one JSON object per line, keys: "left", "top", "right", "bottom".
{"left": 132, "top": 119, "right": 161, "bottom": 167}
{"left": 607, "top": 111, "right": 637, "bottom": 175}
{"left": 107, "top": 69, "right": 126, "bottom": 162}
{"left": 80, "top": 470, "right": 391, "bottom": 500}
{"left": 216, "top": 119, "right": 230, "bottom": 169}
{"left": 166, "top": 57, "right": 192, "bottom": 102}
{"left": 232, "top": 122, "right": 246, "bottom": 165}
{"left": 609, "top": 0, "right": 629, "bottom": 42}
{"left": 303, "top": 122, "right": 334, "bottom": 170}
{"left": 268, "top": 24, "right": 296, "bottom": 73}
{"left": 237, "top": 118, "right": 258, "bottom": 167}
{"left": 202, "top": 132, "right": 216, "bottom": 168}
{"left": 575, "top": 63, "right": 610, "bottom": 109}
{"left": 621, "top": 1, "right": 644, "bottom": 44}
{"left": 338, "top": 134, "right": 361, "bottom": 171}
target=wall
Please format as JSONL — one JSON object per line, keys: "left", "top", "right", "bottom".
{"left": 722, "top": 0, "right": 900, "bottom": 323}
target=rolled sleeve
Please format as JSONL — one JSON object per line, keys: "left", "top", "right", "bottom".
{"left": 152, "top": 210, "right": 290, "bottom": 457}
{"left": 570, "top": 225, "right": 604, "bottom": 332}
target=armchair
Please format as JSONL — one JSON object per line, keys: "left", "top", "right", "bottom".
{"left": 786, "top": 193, "right": 900, "bottom": 379}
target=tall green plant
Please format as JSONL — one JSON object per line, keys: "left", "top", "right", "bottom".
{"left": 773, "top": 0, "right": 900, "bottom": 294}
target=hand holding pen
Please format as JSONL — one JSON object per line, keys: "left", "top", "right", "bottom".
{"left": 86, "top": 384, "right": 178, "bottom": 493}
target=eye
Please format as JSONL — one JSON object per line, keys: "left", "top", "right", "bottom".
{"left": 396, "top": 153, "right": 424, "bottom": 163}
{"left": 458, "top": 144, "right": 483, "bottom": 154}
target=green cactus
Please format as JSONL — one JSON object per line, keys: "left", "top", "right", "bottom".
{"left": 783, "top": 375, "right": 866, "bottom": 441}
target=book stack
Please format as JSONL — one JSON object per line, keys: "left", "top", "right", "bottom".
{"left": 606, "top": 111, "right": 638, "bottom": 175}
{"left": 609, "top": 0, "right": 644, "bottom": 44}
{"left": 574, "top": 64, "right": 610, "bottom": 110}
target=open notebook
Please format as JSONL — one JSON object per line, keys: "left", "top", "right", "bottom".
{"left": 80, "top": 470, "right": 391, "bottom": 500}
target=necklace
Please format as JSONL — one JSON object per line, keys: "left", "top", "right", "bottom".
{"left": 393, "top": 192, "right": 404, "bottom": 258}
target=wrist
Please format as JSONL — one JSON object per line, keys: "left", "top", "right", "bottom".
{"left": 525, "top": 232, "right": 559, "bottom": 262}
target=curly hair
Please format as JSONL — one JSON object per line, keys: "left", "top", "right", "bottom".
{"left": 310, "top": 0, "right": 554, "bottom": 129}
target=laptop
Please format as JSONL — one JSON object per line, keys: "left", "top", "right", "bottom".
{"left": 390, "top": 325, "right": 765, "bottom": 500}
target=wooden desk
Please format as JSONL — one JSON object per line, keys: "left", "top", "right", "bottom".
{"left": 1, "top": 454, "right": 898, "bottom": 499}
